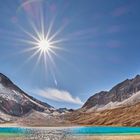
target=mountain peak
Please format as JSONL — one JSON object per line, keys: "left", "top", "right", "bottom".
{"left": 0, "top": 73, "right": 13, "bottom": 87}
{"left": 0, "top": 73, "right": 55, "bottom": 116}
{"left": 82, "top": 74, "right": 140, "bottom": 110}
{"left": 135, "top": 74, "right": 140, "bottom": 79}
{"left": 0, "top": 73, "right": 7, "bottom": 79}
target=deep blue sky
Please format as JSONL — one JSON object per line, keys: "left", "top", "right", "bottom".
{"left": 0, "top": 0, "right": 140, "bottom": 109}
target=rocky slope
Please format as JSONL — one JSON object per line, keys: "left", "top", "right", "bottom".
{"left": 0, "top": 73, "right": 73, "bottom": 125}
{"left": 82, "top": 75, "right": 140, "bottom": 111}
{"left": 0, "top": 73, "right": 56, "bottom": 117}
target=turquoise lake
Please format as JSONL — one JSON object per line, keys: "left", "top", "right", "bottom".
{"left": 72, "top": 127, "right": 140, "bottom": 135}
{"left": 1, "top": 127, "right": 140, "bottom": 139}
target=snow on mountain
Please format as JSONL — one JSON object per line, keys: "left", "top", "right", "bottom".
{"left": 0, "top": 73, "right": 60, "bottom": 117}
{"left": 83, "top": 75, "right": 140, "bottom": 112}
{"left": 87, "top": 90, "right": 140, "bottom": 112}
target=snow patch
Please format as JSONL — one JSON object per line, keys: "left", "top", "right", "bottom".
{"left": 0, "top": 84, "right": 25, "bottom": 103}
{"left": 87, "top": 91, "right": 140, "bottom": 112}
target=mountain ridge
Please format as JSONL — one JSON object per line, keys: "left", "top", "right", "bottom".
{"left": 82, "top": 75, "right": 140, "bottom": 111}
{"left": 0, "top": 73, "right": 60, "bottom": 117}
{"left": 0, "top": 73, "right": 52, "bottom": 108}
{"left": 1, "top": 73, "right": 140, "bottom": 126}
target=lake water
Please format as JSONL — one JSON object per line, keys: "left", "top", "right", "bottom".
{"left": 72, "top": 126, "right": 140, "bottom": 135}
{"left": 1, "top": 127, "right": 140, "bottom": 140}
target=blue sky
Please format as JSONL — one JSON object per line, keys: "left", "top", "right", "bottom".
{"left": 0, "top": 0, "right": 140, "bottom": 109}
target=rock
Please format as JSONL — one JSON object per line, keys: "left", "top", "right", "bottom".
{"left": 82, "top": 75, "right": 140, "bottom": 110}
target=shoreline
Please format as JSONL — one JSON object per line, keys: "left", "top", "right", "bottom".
{"left": 0, "top": 123, "right": 140, "bottom": 128}
{"left": 1, "top": 135, "right": 140, "bottom": 140}
{"left": 67, "top": 135, "right": 140, "bottom": 140}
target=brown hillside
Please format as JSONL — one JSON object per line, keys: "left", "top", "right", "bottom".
{"left": 65, "top": 102, "right": 140, "bottom": 126}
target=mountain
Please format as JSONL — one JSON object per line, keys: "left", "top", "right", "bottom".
{"left": 0, "top": 73, "right": 56, "bottom": 117}
{"left": 64, "top": 75, "right": 140, "bottom": 126}
{"left": 57, "top": 108, "right": 74, "bottom": 114}
{"left": 1, "top": 73, "right": 140, "bottom": 126}
{"left": 82, "top": 75, "right": 140, "bottom": 111}
{"left": 0, "top": 73, "right": 74, "bottom": 126}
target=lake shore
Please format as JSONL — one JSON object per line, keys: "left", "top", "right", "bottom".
{"left": 1, "top": 135, "right": 140, "bottom": 140}
{"left": 67, "top": 135, "right": 140, "bottom": 140}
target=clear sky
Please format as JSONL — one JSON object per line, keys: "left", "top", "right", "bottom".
{"left": 0, "top": 0, "right": 140, "bottom": 109}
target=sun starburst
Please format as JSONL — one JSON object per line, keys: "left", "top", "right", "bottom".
{"left": 31, "top": 33, "right": 56, "bottom": 55}
{"left": 17, "top": 27, "right": 62, "bottom": 86}
{"left": 15, "top": 0, "right": 69, "bottom": 86}
{"left": 37, "top": 39, "right": 51, "bottom": 52}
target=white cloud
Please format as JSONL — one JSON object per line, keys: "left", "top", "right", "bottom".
{"left": 36, "top": 88, "right": 83, "bottom": 105}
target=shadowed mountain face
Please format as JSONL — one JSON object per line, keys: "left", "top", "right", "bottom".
{"left": 82, "top": 75, "right": 140, "bottom": 110}
{"left": 0, "top": 73, "right": 54, "bottom": 116}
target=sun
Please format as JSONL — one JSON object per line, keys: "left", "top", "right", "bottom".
{"left": 17, "top": 3, "right": 67, "bottom": 86}
{"left": 37, "top": 39, "right": 52, "bottom": 52}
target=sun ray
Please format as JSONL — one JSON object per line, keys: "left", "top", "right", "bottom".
{"left": 16, "top": 38, "right": 39, "bottom": 45}
{"left": 45, "top": 16, "right": 56, "bottom": 40}
{"left": 39, "top": 4, "right": 45, "bottom": 39}
{"left": 35, "top": 49, "right": 44, "bottom": 66}
{"left": 49, "top": 38, "right": 68, "bottom": 45}
{"left": 48, "top": 26, "right": 65, "bottom": 42}
{"left": 18, "top": 46, "right": 39, "bottom": 55}
{"left": 48, "top": 48, "right": 58, "bottom": 57}
{"left": 25, "top": 47, "right": 42, "bottom": 62}
{"left": 28, "top": 19, "right": 42, "bottom": 41}
{"left": 47, "top": 51, "right": 56, "bottom": 68}
{"left": 17, "top": 24, "right": 40, "bottom": 42}
{"left": 16, "top": 0, "right": 71, "bottom": 86}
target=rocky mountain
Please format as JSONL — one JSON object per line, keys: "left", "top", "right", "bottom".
{"left": 82, "top": 75, "right": 140, "bottom": 111}
{"left": 57, "top": 108, "right": 74, "bottom": 114}
{"left": 1, "top": 73, "right": 140, "bottom": 127}
{"left": 63, "top": 75, "right": 140, "bottom": 126}
{"left": 0, "top": 73, "right": 73, "bottom": 121}
{"left": 0, "top": 73, "right": 56, "bottom": 117}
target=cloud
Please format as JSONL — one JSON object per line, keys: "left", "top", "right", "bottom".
{"left": 36, "top": 88, "right": 84, "bottom": 105}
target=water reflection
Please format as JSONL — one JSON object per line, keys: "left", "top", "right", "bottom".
{"left": 25, "top": 128, "right": 72, "bottom": 140}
